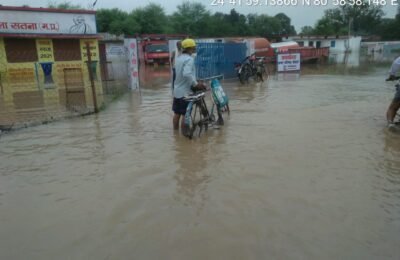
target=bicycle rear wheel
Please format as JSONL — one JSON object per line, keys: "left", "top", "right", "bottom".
{"left": 255, "top": 64, "right": 268, "bottom": 82}
{"left": 239, "top": 64, "right": 251, "bottom": 84}
{"left": 263, "top": 65, "right": 269, "bottom": 80}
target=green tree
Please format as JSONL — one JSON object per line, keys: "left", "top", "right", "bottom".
{"left": 132, "top": 3, "right": 168, "bottom": 34}
{"left": 48, "top": 1, "right": 82, "bottom": 9}
{"left": 205, "top": 9, "right": 251, "bottom": 37}
{"left": 92, "top": 1, "right": 297, "bottom": 38}
{"left": 313, "top": 3, "right": 383, "bottom": 36}
{"left": 96, "top": 9, "right": 141, "bottom": 35}
{"left": 397, "top": 6, "right": 400, "bottom": 19}
{"left": 300, "top": 26, "right": 314, "bottom": 36}
{"left": 274, "top": 13, "right": 296, "bottom": 35}
{"left": 378, "top": 17, "right": 400, "bottom": 40}
{"left": 205, "top": 12, "right": 233, "bottom": 37}
{"left": 227, "top": 9, "right": 251, "bottom": 36}
{"left": 313, "top": 9, "right": 346, "bottom": 35}
{"left": 96, "top": 9, "right": 127, "bottom": 33}
{"left": 340, "top": 4, "right": 383, "bottom": 35}
{"left": 248, "top": 14, "right": 282, "bottom": 38}
{"left": 170, "top": 2, "right": 210, "bottom": 37}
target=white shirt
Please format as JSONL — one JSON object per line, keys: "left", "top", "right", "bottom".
{"left": 389, "top": 56, "right": 400, "bottom": 76}
{"left": 173, "top": 54, "right": 198, "bottom": 98}
{"left": 172, "top": 48, "right": 181, "bottom": 68}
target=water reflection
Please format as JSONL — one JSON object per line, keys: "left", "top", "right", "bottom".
{"left": 275, "top": 72, "right": 300, "bottom": 81}
{"left": 224, "top": 78, "right": 269, "bottom": 104}
{"left": 330, "top": 51, "right": 360, "bottom": 67}
{"left": 92, "top": 116, "right": 107, "bottom": 166}
{"left": 382, "top": 130, "right": 400, "bottom": 176}
{"left": 373, "top": 131, "right": 400, "bottom": 220}
{"left": 139, "top": 65, "right": 171, "bottom": 88}
{"left": 384, "top": 130, "right": 400, "bottom": 155}
{"left": 296, "top": 62, "right": 377, "bottom": 76}
{"left": 2, "top": 61, "right": 400, "bottom": 259}
{"left": 173, "top": 136, "right": 211, "bottom": 213}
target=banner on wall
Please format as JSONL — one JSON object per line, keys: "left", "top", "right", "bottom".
{"left": 81, "top": 40, "right": 99, "bottom": 61}
{"left": 277, "top": 53, "right": 301, "bottom": 72}
{"left": 40, "top": 62, "right": 54, "bottom": 84}
{"left": 124, "top": 39, "right": 140, "bottom": 90}
{"left": 36, "top": 39, "right": 54, "bottom": 85}
{"left": 0, "top": 9, "right": 97, "bottom": 35}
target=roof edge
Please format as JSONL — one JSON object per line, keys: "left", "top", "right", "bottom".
{"left": 0, "top": 5, "right": 96, "bottom": 14}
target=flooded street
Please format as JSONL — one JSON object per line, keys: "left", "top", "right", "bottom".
{"left": 1, "top": 64, "right": 400, "bottom": 259}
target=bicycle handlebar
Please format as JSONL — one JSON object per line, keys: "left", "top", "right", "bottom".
{"left": 237, "top": 54, "right": 265, "bottom": 65}
{"left": 183, "top": 91, "right": 206, "bottom": 101}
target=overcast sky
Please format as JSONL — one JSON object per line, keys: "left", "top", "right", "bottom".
{"left": 1, "top": 0, "right": 397, "bottom": 32}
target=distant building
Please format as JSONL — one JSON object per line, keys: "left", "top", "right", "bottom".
{"left": 283, "top": 35, "right": 362, "bottom": 54}
{"left": 282, "top": 35, "right": 362, "bottom": 66}
{"left": 361, "top": 41, "right": 400, "bottom": 62}
{"left": 98, "top": 33, "right": 127, "bottom": 84}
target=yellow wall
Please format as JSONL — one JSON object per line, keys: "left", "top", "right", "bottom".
{"left": 36, "top": 39, "right": 58, "bottom": 108}
{"left": 0, "top": 37, "right": 103, "bottom": 115}
{"left": 0, "top": 38, "right": 11, "bottom": 103}
{"left": 80, "top": 39, "right": 103, "bottom": 108}
{"left": 0, "top": 37, "right": 16, "bottom": 126}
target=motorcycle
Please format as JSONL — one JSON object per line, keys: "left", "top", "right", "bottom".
{"left": 234, "top": 53, "right": 268, "bottom": 84}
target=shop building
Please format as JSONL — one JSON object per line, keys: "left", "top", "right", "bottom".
{"left": 0, "top": 6, "right": 103, "bottom": 128}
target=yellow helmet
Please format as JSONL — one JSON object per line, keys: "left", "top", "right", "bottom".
{"left": 181, "top": 39, "right": 196, "bottom": 49}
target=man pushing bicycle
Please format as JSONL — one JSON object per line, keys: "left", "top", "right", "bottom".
{"left": 172, "top": 39, "right": 206, "bottom": 133}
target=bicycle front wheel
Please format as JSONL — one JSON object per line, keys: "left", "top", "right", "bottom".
{"left": 185, "top": 101, "right": 201, "bottom": 139}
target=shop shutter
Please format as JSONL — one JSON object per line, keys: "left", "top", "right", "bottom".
{"left": 53, "top": 39, "right": 81, "bottom": 61}
{"left": 4, "top": 38, "right": 38, "bottom": 63}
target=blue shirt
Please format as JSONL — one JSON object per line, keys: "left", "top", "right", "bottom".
{"left": 173, "top": 54, "right": 198, "bottom": 98}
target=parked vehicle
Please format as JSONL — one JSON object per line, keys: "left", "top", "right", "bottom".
{"left": 142, "top": 38, "right": 170, "bottom": 65}
{"left": 234, "top": 53, "right": 268, "bottom": 84}
{"left": 139, "top": 34, "right": 187, "bottom": 65}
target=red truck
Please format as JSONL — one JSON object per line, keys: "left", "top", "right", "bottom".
{"left": 139, "top": 34, "right": 187, "bottom": 65}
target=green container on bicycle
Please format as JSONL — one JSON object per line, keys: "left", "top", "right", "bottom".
{"left": 211, "top": 79, "right": 228, "bottom": 108}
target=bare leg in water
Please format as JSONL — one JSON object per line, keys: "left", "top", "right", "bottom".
{"left": 386, "top": 100, "right": 400, "bottom": 124}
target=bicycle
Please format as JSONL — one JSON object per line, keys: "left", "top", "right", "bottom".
{"left": 183, "top": 79, "right": 230, "bottom": 139}
{"left": 234, "top": 53, "right": 269, "bottom": 84}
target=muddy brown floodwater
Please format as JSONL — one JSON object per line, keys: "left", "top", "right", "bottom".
{"left": 1, "top": 64, "right": 400, "bottom": 260}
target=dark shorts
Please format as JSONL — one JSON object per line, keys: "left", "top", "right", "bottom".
{"left": 172, "top": 97, "right": 189, "bottom": 115}
{"left": 394, "top": 85, "right": 400, "bottom": 102}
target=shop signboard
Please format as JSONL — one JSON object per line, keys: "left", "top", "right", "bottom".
{"left": 0, "top": 9, "right": 97, "bottom": 35}
{"left": 277, "top": 53, "right": 301, "bottom": 72}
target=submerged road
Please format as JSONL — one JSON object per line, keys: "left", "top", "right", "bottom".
{"left": 1, "top": 65, "right": 399, "bottom": 259}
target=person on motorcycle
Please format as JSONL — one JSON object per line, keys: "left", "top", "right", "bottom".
{"left": 172, "top": 38, "right": 205, "bottom": 132}
{"left": 385, "top": 56, "right": 400, "bottom": 127}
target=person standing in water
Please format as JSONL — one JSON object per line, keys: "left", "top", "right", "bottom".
{"left": 172, "top": 39, "right": 205, "bottom": 132}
